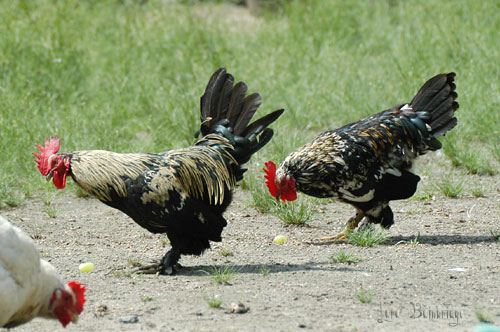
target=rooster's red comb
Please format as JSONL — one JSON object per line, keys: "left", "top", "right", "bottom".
{"left": 68, "top": 281, "right": 86, "bottom": 314}
{"left": 32, "top": 136, "right": 60, "bottom": 176}
{"left": 263, "top": 161, "right": 278, "bottom": 198}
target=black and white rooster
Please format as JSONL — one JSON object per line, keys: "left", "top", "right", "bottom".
{"left": 34, "top": 68, "right": 283, "bottom": 274}
{"left": 264, "top": 73, "right": 458, "bottom": 239}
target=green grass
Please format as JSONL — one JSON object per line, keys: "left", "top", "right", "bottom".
{"left": 409, "top": 191, "right": 434, "bottom": 201}
{"left": 260, "top": 266, "right": 270, "bottom": 275}
{"left": 435, "top": 177, "right": 465, "bottom": 198}
{"left": 347, "top": 226, "right": 387, "bottom": 247}
{"left": 356, "top": 289, "right": 374, "bottom": 304}
{"left": 404, "top": 207, "right": 424, "bottom": 215}
{"left": 0, "top": 0, "right": 499, "bottom": 207}
{"left": 273, "top": 199, "right": 315, "bottom": 225}
{"left": 490, "top": 229, "right": 500, "bottom": 242}
{"left": 127, "top": 256, "right": 142, "bottom": 268}
{"left": 209, "top": 266, "right": 236, "bottom": 285}
{"left": 395, "top": 233, "right": 420, "bottom": 247}
{"left": 140, "top": 296, "right": 153, "bottom": 302}
{"left": 329, "top": 251, "right": 363, "bottom": 264}
{"left": 471, "top": 185, "right": 487, "bottom": 198}
{"left": 247, "top": 173, "right": 316, "bottom": 224}
{"left": 219, "top": 248, "right": 234, "bottom": 257}
{"left": 205, "top": 295, "right": 223, "bottom": 309}
{"left": 43, "top": 206, "right": 57, "bottom": 218}
{"left": 248, "top": 181, "right": 276, "bottom": 213}
{"left": 442, "top": 137, "right": 498, "bottom": 175}
{"left": 475, "top": 308, "right": 492, "bottom": 323}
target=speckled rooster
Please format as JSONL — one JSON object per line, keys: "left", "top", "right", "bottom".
{"left": 264, "top": 73, "right": 458, "bottom": 240}
{"left": 34, "top": 68, "right": 283, "bottom": 274}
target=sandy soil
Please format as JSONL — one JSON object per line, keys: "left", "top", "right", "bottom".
{"left": 1, "top": 167, "right": 500, "bottom": 332}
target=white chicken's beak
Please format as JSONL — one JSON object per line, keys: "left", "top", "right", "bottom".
{"left": 70, "top": 311, "right": 79, "bottom": 324}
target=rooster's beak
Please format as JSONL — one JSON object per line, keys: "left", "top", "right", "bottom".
{"left": 46, "top": 170, "right": 54, "bottom": 182}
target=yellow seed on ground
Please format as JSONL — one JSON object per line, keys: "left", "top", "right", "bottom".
{"left": 273, "top": 235, "right": 288, "bottom": 244}
{"left": 79, "top": 262, "right": 95, "bottom": 273}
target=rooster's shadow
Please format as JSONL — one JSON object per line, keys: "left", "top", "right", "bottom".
{"left": 175, "top": 261, "right": 360, "bottom": 276}
{"left": 386, "top": 234, "right": 497, "bottom": 246}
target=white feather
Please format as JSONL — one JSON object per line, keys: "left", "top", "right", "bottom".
{"left": 400, "top": 104, "right": 412, "bottom": 111}
{"left": 338, "top": 188, "right": 375, "bottom": 202}
{"left": 385, "top": 168, "right": 402, "bottom": 177}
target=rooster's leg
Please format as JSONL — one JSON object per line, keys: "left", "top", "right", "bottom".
{"left": 133, "top": 248, "right": 181, "bottom": 275}
{"left": 317, "top": 210, "right": 364, "bottom": 241}
{"left": 158, "top": 247, "right": 181, "bottom": 275}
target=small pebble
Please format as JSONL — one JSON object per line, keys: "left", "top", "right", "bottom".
{"left": 226, "top": 302, "right": 249, "bottom": 314}
{"left": 119, "top": 315, "right": 139, "bottom": 324}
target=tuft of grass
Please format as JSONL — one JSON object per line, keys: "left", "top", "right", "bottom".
{"left": 205, "top": 295, "right": 223, "bottom": 309}
{"left": 493, "top": 145, "right": 500, "bottom": 165}
{"left": 347, "top": 226, "right": 387, "bottom": 247}
{"left": 442, "top": 138, "right": 498, "bottom": 175}
{"left": 248, "top": 175, "right": 317, "bottom": 225}
{"left": 140, "top": 296, "right": 153, "bottom": 302}
{"left": 410, "top": 191, "right": 434, "bottom": 201}
{"left": 409, "top": 233, "right": 420, "bottom": 247}
{"left": 274, "top": 200, "right": 315, "bottom": 225}
{"left": 329, "top": 251, "right": 363, "bottom": 264}
{"left": 490, "top": 229, "right": 500, "bottom": 242}
{"left": 249, "top": 182, "right": 276, "bottom": 214}
{"left": 475, "top": 308, "right": 492, "bottom": 323}
{"left": 4, "top": 194, "right": 24, "bottom": 208}
{"left": 471, "top": 185, "right": 486, "bottom": 198}
{"left": 219, "top": 249, "right": 234, "bottom": 257}
{"left": 209, "top": 266, "right": 236, "bottom": 285}
{"left": 396, "top": 233, "right": 420, "bottom": 247}
{"left": 435, "top": 178, "right": 465, "bottom": 198}
{"left": 404, "top": 208, "right": 423, "bottom": 215}
{"left": 43, "top": 206, "right": 58, "bottom": 218}
{"left": 356, "top": 289, "right": 374, "bottom": 304}
{"left": 260, "top": 266, "right": 270, "bottom": 275}
{"left": 127, "top": 256, "right": 142, "bottom": 268}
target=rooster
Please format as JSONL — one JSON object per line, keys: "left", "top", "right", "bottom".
{"left": 0, "top": 216, "right": 86, "bottom": 328}
{"left": 34, "top": 68, "right": 283, "bottom": 274}
{"left": 264, "top": 73, "right": 458, "bottom": 240}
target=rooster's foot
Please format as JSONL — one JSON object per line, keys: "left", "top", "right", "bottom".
{"left": 133, "top": 262, "right": 182, "bottom": 275}
{"left": 307, "top": 211, "right": 364, "bottom": 244}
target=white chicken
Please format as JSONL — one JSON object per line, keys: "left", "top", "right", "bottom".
{"left": 0, "top": 215, "right": 86, "bottom": 328}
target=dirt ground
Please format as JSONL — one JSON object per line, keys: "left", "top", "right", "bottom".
{"left": 1, "top": 164, "right": 500, "bottom": 332}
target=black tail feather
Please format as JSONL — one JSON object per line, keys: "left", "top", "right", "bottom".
{"left": 242, "top": 108, "right": 284, "bottom": 139}
{"left": 199, "top": 68, "right": 284, "bottom": 165}
{"left": 226, "top": 82, "right": 248, "bottom": 132}
{"left": 410, "top": 72, "right": 459, "bottom": 138}
{"left": 234, "top": 92, "right": 261, "bottom": 135}
{"left": 200, "top": 69, "right": 231, "bottom": 127}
